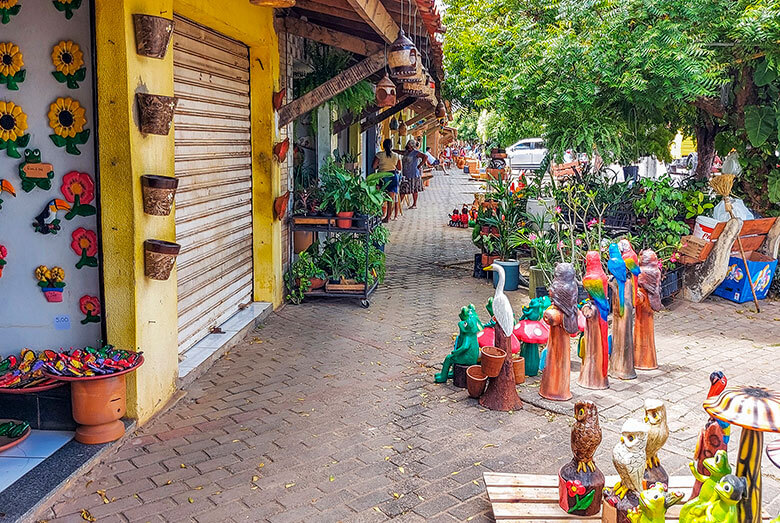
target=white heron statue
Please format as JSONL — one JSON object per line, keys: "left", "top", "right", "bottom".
{"left": 484, "top": 263, "right": 515, "bottom": 338}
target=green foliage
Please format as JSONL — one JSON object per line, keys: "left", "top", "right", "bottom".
{"left": 769, "top": 172, "right": 780, "bottom": 204}
{"left": 744, "top": 105, "right": 775, "bottom": 147}
{"left": 320, "top": 235, "right": 386, "bottom": 286}
{"left": 319, "top": 159, "right": 389, "bottom": 215}
{"left": 633, "top": 175, "right": 690, "bottom": 258}
{"left": 285, "top": 251, "right": 325, "bottom": 305}
{"left": 474, "top": 176, "right": 528, "bottom": 260}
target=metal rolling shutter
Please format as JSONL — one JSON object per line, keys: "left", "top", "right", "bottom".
{"left": 173, "top": 16, "right": 253, "bottom": 353}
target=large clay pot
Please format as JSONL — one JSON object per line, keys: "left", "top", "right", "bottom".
{"left": 466, "top": 365, "right": 487, "bottom": 398}
{"left": 309, "top": 277, "right": 326, "bottom": 290}
{"left": 336, "top": 211, "right": 354, "bottom": 229}
{"left": 452, "top": 363, "right": 469, "bottom": 388}
{"left": 480, "top": 346, "right": 506, "bottom": 378}
{"left": 293, "top": 230, "right": 315, "bottom": 254}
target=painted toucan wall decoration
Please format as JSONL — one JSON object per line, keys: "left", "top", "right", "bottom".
{"left": 32, "top": 198, "right": 70, "bottom": 235}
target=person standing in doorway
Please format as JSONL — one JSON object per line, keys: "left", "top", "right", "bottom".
{"left": 402, "top": 138, "right": 427, "bottom": 209}
{"left": 373, "top": 138, "right": 401, "bottom": 222}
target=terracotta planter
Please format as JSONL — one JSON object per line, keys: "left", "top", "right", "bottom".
{"left": 143, "top": 239, "right": 181, "bottom": 280}
{"left": 293, "top": 230, "right": 315, "bottom": 254}
{"left": 336, "top": 211, "right": 354, "bottom": 229}
{"left": 513, "top": 357, "right": 525, "bottom": 384}
{"left": 480, "top": 346, "right": 506, "bottom": 378}
{"left": 132, "top": 14, "right": 173, "bottom": 59}
{"left": 309, "top": 277, "right": 326, "bottom": 290}
{"left": 466, "top": 365, "right": 487, "bottom": 398}
{"left": 481, "top": 254, "right": 499, "bottom": 267}
{"left": 42, "top": 288, "right": 64, "bottom": 302}
{"left": 136, "top": 93, "right": 178, "bottom": 135}
{"left": 141, "top": 175, "right": 178, "bottom": 216}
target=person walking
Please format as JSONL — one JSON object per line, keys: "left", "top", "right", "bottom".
{"left": 373, "top": 138, "right": 401, "bottom": 222}
{"left": 401, "top": 138, "right": 427, "bottom": 209}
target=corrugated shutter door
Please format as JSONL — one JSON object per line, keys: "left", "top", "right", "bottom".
{"left": 173, "top": 16, "right": 253, "bottom": 353}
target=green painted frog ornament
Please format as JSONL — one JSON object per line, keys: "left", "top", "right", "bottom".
{"left": 435, "top": 304, "right": 482, "bottom": 383}
{"left": 679, "top": 473, "right": 747, "bottom": 523}
{"left": 679, "top": 449, "right": 732, "bottom": 521}
{"left": 626, "top": 482, "right": 684, "bottom": 523}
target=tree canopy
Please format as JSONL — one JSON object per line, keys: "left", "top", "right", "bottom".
{"left": 444, "top": 0, "right": 780, "bottom": 213}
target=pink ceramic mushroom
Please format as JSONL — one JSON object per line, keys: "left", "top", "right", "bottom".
{"left": 478, "top": 326, "right": 521, "bottom": 354}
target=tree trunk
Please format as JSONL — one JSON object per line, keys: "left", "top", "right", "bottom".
{"left": 694, "top": 111, "right": 718, "bottom": 180}
{"left": 479, "top": 325, "right": 523, "bottom": 411}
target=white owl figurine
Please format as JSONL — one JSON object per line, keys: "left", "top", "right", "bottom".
{"left": 612, "top": 418, "right": 650, "bottom": 499}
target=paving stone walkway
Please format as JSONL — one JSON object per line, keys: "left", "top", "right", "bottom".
{"left": 41, "top": 170, "right": 780, "bottom": 522}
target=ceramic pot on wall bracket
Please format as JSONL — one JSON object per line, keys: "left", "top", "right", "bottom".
{"left": 143, "top": 239, "right": 181, "bottom": 280}
{"left": 136, "top": 93, "right": 178, "bottom": 135}
{"left": 132, "top": 14, "right": 174, "bottom": 59}
{"left": 140, "top": 175, "right": 178, "bottom": 216}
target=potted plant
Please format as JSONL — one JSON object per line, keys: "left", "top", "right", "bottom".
{"left": 320, "top": 160, "right": 359, "bottom": 228}
{"left": 284, "top": 251, "right": 326, "bottom": 304}
{"left": 479, "top": 177, "right": 527, "bottom": 291}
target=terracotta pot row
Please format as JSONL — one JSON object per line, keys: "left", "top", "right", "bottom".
{"left": 465, "top": 349, "right": 525, "bottom": 399}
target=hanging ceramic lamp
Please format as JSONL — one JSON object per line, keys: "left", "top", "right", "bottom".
{"left": 399, "top": 120, "right": 408, "bottom": 136}
{"left": 389, "top": 116, "right": 399, "bottom": 131}
{"left": 375, "top": 74, "right": 397, "bottom": 108}
{"left": 388, "top": 29, "right": 418, "bottom": 80}
{"left": 435, "top": 100, "right": 447, "bottom": 118}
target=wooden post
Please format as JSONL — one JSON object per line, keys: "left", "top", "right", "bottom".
{"left": 283, "top": 18, "right": 383, "bottom": 56}
{"left": 360, "top": 97, "right": 415, "bottom": 132}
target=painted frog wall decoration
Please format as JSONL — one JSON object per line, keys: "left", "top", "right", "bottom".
{"left": 18, "top": 149, "right": 55, "bottom": 192}
{"left": 626, "top": 482, "right": 684, "bottom": 523}
{"left": 679, "top": 474, "right": 746, "bottom": 523}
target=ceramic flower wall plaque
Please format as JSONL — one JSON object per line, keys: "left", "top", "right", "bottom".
{"left": 0, "top": 100, "right": 29, "bottom": 158}
{"left": 0, "top": 0, "right": 21, "bottom": 24}
{"left": 71, "top": 228, "right": 98, "bottom": 269}
{"left": 79, "top": 295, "right": 100, "bottom": 324}
{"left": 0, "top": 178, "right": 15, "bottom": 208}
{"left": 32, "top": 198, "right": 70, "bottom": 235}
{"left": 48, "top": 97, "right": 89, "bottom": 155}
{"left": 61, "top": 171, "right": 95, "bottom": 218}
{"left": 0, "top": 42, "right": 25, "bottom": 90}
{"left": 18, "top": 149, "right": 54, "bottom": 192}
{"left": 52, "top": 0, "right": 80, "bottom": 19}
{"left": 51, "top": 40, "right": 85, "bottom": 89}
{"left": 35, "top": 265, "right": 66, "bottom": 302}
{"left": 0, "top": 244, "right": 7, "bottom": 278}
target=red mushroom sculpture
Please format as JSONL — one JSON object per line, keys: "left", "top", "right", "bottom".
{"left": 513, "top": 318, "right": 548, "bottom": 377}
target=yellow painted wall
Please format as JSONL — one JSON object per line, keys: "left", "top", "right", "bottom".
{"left": 95, "top": 0, "right": 280, "bottom": 421}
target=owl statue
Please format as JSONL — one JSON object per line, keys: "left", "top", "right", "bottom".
{"left": 644, "top": 398, "right": 669, "bottom": 470}
{"left": 613, "top": 418, "right": 650, "bottom": 499}
{"left": 572, "top": 400, "right": 602, "bottom": 473}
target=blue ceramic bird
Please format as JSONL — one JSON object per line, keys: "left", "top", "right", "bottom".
{"left": 608, "top": 243, "right": 628, "bottom": 316}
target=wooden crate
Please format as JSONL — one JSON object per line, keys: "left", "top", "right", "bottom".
{"left": 679, "top": 235, "right": 711, "bottom": 264}
{"left": 483, "top": 472, "right": 772, "bottom": 522}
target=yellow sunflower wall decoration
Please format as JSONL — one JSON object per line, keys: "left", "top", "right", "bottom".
{"left": 48, "top": 97, "right": 89, "bottom": 155}
{"left": 0, "top": 100, "right": 29, "bottom": 158}
{"left": 52, "top": 0, "right": 80, "bottom": 20}
{"left": 0, "top": 42, "right": 25, "bottom": 90}
{"left": 52, "top": 40, "right": 85, "bottom": 89}
{"left": 0, "top": 0, "right": 21, "bottom": 25}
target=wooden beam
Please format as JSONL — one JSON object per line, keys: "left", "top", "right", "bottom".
{"left": 406, "top": 110, "right": 434, "bottom": 128}
{"left": 344, "top": 0, "right": 399, "bottom": 42}
{"left": 284, "top": 17, "right": 382, "bottom": 56}
{"left": 332, "top": 104, "right": 380, "bottom": 135}
{"left": 278, "top": 51, "right": 386, "bottom": 128}
{"left": 361, "top": 97, "right": 415, "bottom": 132}
{"left": 294, "top": 0, "right": 366, "bottom": 23}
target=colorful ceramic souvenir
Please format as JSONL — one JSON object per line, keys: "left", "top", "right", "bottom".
{"left": 0, "top": 0, "right": 21, "bottom": 24}
{"left": 0, "top": 244, "right": 6, "bottom": 278}
{"left": 626, "top": 483, "right": 684, "bottom": 523}
{"left": 578, "top": 301, "right": 608, "bottom": 390}
{"left": 48, "top": 97, "right": 90, "bottom": 155}
{"left": 79, "top": 295, "right": 101, "bottom": 324}
{"left": 71, "top": 228, "right": 98, "bottom": 269}
{"left": 634, "top": 250, "right": 662, "bottom": 369}
{"left": 42, "top": 345, "right": 143, "bottom": 377}
{"left": 435, "top": 304, "right": 481, "bottom": 383}
{"left": 18, "top": 148, "right": 55, "bottom": 192}
{"left": 644, "top": 399, "right": 669, "bottom": 486}
{"left": 35, "top": 265, "right": 66, "bottom": 302}
{"left": 582, "top": 251, "right": 610, "bottom": 377}
{"left": 619, "top": 239, "right": 641, "bottom": 307}
{"left": 539, "top": 263, "right": 578, "bottom": 401}
{"left": 0, "top": 42, "right": 25, "bottom": 90}
{"left": 52, "top": 0, "right": 82, "bottom": 19}
{"left": 692, "top": 372, "right": 729, "bottom": 498}
{"left": 680, "top": 472, "right": 746, "bottom": 523}
{"left": 558, "top": 401, "right": 604, "bottom": 516}
{"left": 0, "top": 178, "right": 15, "bottom": 208}
{"left": 609, "top": 276, "right": 636, "bottom": 379}
{"left": 32, "top": 198, "right": 70, "bottom": 234}
{"left": 61, "top": 171, "right": 96, "bottom": 218}
{"left": 605, "top": 419, "right": 649, "bottom": 520}
{"left": 0, "top": 100, "right": 29, "bottom": 158}
{"left": 516, "top": 296, "right": 550, "bottom": 376}
{"left": 0, "top": 348, "right": 59, "bottom": 389}
{"left": 51, "top": 40, "right": 86, "bottom": 88}
{"left": 608, "top": 243, "right": 629, "bottom": 316}
{"left": 681, "top": 449, "right": 733, "bottom": 522}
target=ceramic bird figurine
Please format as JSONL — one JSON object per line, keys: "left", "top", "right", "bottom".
{"left": 644, "top": 399, "right": 669, "bottom": 485}
{"left": 549, "top": 262, "right": 579, "bottom": 335}
{"left": 692, "top": 372, "right": 730, "bottom": 498}
{"left": 619, "top": 239, "right": 641, "bottom": 306}
{"left": 582, "top": 251, "right": 610, "bottom": 376}
{"left": 608, "top": 243, "right": 629, "bottom": 316}
{"left": 483, "top": 263, "right": 515, "bottom": 337}
{"left": 679, "top": 474, "right": 746, "bottom": 523}
{"left": 572, "top": 400, "right": 602, "bottom": 473}
{"left": 627, "top": 482, "right": 685, "bottom": 523}
{"left": 0, "top": 179, "right": 15, "bottom": 209}
{"left": 32, "top": 199, "right": 71, "bottom": 235}
{"left": 612, "top": 418, "right": 649, "bottom": 499}
{"left": 638, "top": 250, "right": 662, "bottom": 312}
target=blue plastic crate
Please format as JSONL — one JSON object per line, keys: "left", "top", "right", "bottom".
{"left": 713, "top": 253, "right": 777, "bottom": 303}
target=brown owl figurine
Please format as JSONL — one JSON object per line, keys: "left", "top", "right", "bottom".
{"left": 558, "top": 400, "right": 605, "bottom": 516}
{"left": 644, "top": 398, "right": 670, "bottom": 485}
{"left": 572, "top": 400, "right": 602, "bottom": 473}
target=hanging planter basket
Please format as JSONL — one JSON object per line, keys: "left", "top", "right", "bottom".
{"left": 136, "top": 93, "right": 178, "bottom": 135}
{"left": 132, "top": 14, "right": 174, "bottom": 59}
{"left": 375, "top": 74, "right": 397, "bottom": 108}
{"left": 272, "top": 88, "right": 286, "bottom": 111}
{"left": 141, "top": 175, "right": 178, "bottom": 216}
{"left": 143, "top": 239, "right": 181, "bottom": 280}
{"left": 273, "top": 138, "right": 290, "bottom": 162}
{"left": 388, "top": 29, "right": 418, "bottom": 80}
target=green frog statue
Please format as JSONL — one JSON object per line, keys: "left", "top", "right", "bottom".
{"left": 435, "top": 304, "right": 482, "bottom": 383}
{"left": 626, "top": 482, "right": 684, "bottom": 523}
{"left": 679, "top": 450, "right": 747, "bottom": 523}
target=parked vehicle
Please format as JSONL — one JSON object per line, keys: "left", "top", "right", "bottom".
{"left": 508, "top": 138, "right": 547, "bottom": 171}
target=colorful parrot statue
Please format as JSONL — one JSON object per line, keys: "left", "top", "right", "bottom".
{"left": 608, "top": 242, "right": 628, "bottom": 317}
{"left": 582, "top": 250, "right": 610, "bottom": 376}
{"left": 619, "top": 239, "right": 641, "bottom": 306}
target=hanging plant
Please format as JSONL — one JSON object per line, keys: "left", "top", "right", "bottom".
{"left": 71, "top": 227, "right": 98, "bottom": 269}
{"left": 48, "top": 97, "right": 89, "bottom": 155}
{"left": 0, "top": 0, "right": 21, "bottom": 24}
{"left": 52, "top": 0, "right": 81, "bottom": 19}
{"left": 0, "top": 244, "right": 7, "bottom": 278}
{"left": 61, "top": 171, "right": 96, "bottom": 219}
{"left": 0, "top": 100, "right": 28, "bottom": 158}
{"left": 18, "top": 149, "right": 54, "bottom": 192}
{"left": 0, "top": 42, "right": 25, "bottom": 90}
{"left": 51, "top": 40, "right": 86, "bottom": 89}
{"left": 0, "top": 178, "right": 15, "bottom": 208}
{"left": 78, "top": 295, "right": 101, "bottom": 324}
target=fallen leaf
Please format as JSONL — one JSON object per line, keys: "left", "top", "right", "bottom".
{"left": 80, "top": 509, "right": 96, "bottom": 522}
{"left": 392, "top": 492, "right": 402, "bottom": 499}
{"left": 472, "top": 480, "right": 479, "bottom": 486}
{"left": 329, "top": 475, "right": 335, "bottom": 482}
{"left": 482, "top": 443, "right": 497, "bottom": 449}
{"left": 194, "top": 486, "right": 203, "bottom": 490}
{"left": 84, "top": 480, "right": 93, "bottom": 488}
{"left": 188, "top": 497, "right": 194, "bottom": 504}
{"left": 285, "top": 483, "right": 296, "bottom": 488}
{"left": 180, "top": 464, "right": 187, "bottom": 469}
{"left": 373, "top": 507, "right": 381, "bottom": 512}
{"left": 398, "top": 466, "right": 405, "bottom": 474}
{"left": 473, "top": 462, "right": 482, "bottom": 466}
{"left": 451, "top": 471, "right": 460, "bottom": 475}
{"left": 252, "top": 475, "right": 259, "bottom": 482}
{"left": 258, "top": 463, "right": 265, "bottom": 469}
{"left": 165, "top": 480, "right": 172, "bottom": 485}
{"left": 96, "top": 489, "right": 110, "bottom": 504}
{"left": 417, "top": 494, "right": 425, "bottom": 501}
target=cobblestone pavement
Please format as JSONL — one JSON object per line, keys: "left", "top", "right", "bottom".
{"left": 41, "top": 170, "right": 780, "bottom": 522}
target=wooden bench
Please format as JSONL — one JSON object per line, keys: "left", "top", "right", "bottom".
{"left": 680, "top": 217, "right": 780, "bottom": 302}
{"left": 484, "top": 472, "right": 773, "bottom": 521}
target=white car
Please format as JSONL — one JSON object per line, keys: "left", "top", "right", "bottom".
{"left": 508, "top": 138, "right": 547, "bottom": 171}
